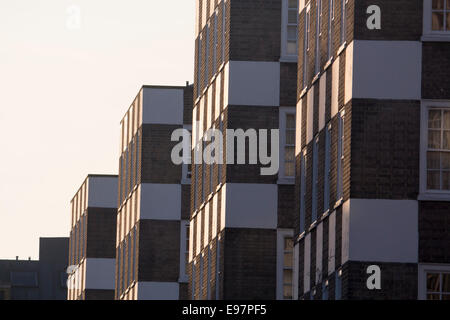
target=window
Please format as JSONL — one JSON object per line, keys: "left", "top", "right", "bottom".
{"left": 282, "top": 237, "right": 294, "bottom": 299}
{"left": 322, "top": 281, "right": 329, "bottom": 300}
{"left": 312, "top": 137, "right": 319, "bottom": 222}
{"left": 197, "top": 37, "right": 202, "bottom": 97}
{"left": 337, "top": 112, "right": 345, "bottom": 202}
{"left": 300, "top": 151, "right": 307, "bottom": 234}
{"left": 302, "top": 4, "right": 311, "bottom": 88}
{"left": 204, "top": 24, "right": 210, "bottom": 88}
{"left": 432, "top": 0, "right": 450, "bottom": 31}
{"left": 426, "top": 271, "right": 450, "bottom": 300}
{"left": 324, "top": 124, "right": 331, "bottom": 212}
{"left": 221, "top": 0, "right": 226, "bottom": 63}
{"left": 335, "top": 269, "right": 342, "bottom": 300}
{"left": 315, "top": 0, "right": 322, "bottom": 75}
{"left": 426, "top": 108, "right": 450, "bottom": 191}
{"left": 213, "top": 12, "right": 218, "bottom": 71}
{"left": 282, "top": 0, "right": 299, "bottom": 57}
{"left": 340, "top": 0, "right": 347, "bottom": 45}
{"left": 215, "top": 237, "right": 221, "bottom": 300}
{"left": 327, "top": 0, "right": 334, "bottom": 60}
{"left": 282, "top": 112, "right": 296, "bottom": 179}
{"left": 180, "top": 222, "right": 190, "bottom": 283}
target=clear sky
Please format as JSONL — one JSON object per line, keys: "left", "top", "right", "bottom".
{"left": 0, "top": 0, "right": 195, "bottom": 259}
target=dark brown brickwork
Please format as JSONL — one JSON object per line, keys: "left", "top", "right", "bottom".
{"left": 137, "top": 219, "right": 180, "bottom": 283}
{"left": 222, "top": 228, "right": 277, "bottom": 300}
{"left": 140, "top": 124, "right": 183, "bottom": 184}
{"left": 422, "top": 42, "right": 450, "bottom": 100}
{"left": 419, "top": 201, "right": 450, "bottom": 264}
{"left": 86, "top": 208, "right": 117, "bottom": 259}
{"left": 278, "top": 185, "right": 295, "bottom": 229}
{"left": 280, "top": 62, "right": 298, "bottom": 106}
{"left": 350, "top": 99, "right": 420, "bottom": 200}
{"left": 84, "top": 289, "right": 115, "bottom": 300}
{"left": 354, "top": 0, "right": 422, "bottom": 41}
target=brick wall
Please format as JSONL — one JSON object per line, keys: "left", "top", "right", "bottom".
{"left": 86, "top": 208, "right": 117, "bottom": 259}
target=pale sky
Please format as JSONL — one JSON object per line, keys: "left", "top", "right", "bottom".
{"left": 0, "top": 0, "right": 195, "bottom": 259}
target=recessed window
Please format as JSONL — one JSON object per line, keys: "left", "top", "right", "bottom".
{"left": 432, "top": 0, "right": 450, "bottom": 31}
{"left": 427, "top": 108, "right": 450, "bottom": 191}
{"left": 282, "top": 0, "right": 299, "bottom": 58}
{"left": 426, "top": 272, "right": 450, "bottom": 300}
{"left": 283, "top": 237, "right": 294, "bottom": 300}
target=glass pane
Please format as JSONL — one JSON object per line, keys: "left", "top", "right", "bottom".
{"left": 429, "top": 110, "right": 441, "bottom": 129}
{"left": 443, "top": 171, "right": 450, "bottom": 190}
{"left": 286, "top": 130, "right": 295, "bottom": 145}
{"left": 427, "top": 171, "right": 440, "bottom": 190}
{"left": 289, "top": 0, "right": 297, "bottom": 9}
{"left": 433, "top": 0, "right": 445, "bottom": 9}
{"left": 447, "top": 0, "right": 450, "bottom": 9}
{"left": 284, "top": 238, "right": 293, "bottom": 250}
{"left": 442, "top": 294, "right": 450, "bottom": 300}
{"left": 283, "top": 285, "right": 293, "bottom": 299}
{"left": 287, "top": 41, "right": 297, "bottom": 55}
{"left": 285, "top": 162, "right": 295, "bottom": 177}
{"left": 427, "top": 294, "right": 441, "bottom": 300}
{"left": 446, "top": 13, "right": 450, "bottom": 30}
{"left": 427, "top": 273, "right": 441, "bottom": 292}
{"left": 428, "top": 152, "right": 441, "bottom": 169}
{"left": 285, "top": 146, "right": 295, "bottom": 161}
{"left": 428, "top": 131, "right": 441, "bottom": 149}
{"left": 284, "top": 269, "right": 293, "bottom": 284}
{"left": 286, "top": 114, "right": 296, "bottom": 129}
{"left": 444, "top": 132, "right": 450, "bottom": 150}
{"left": 288, "top": 10, "right": 297, "bottom": 24}
{"left": 442, "top": 153, "right": 450, "bottom": 169}
{"left": 432, "top": 12, "right": 444, "bottom": 30}
{"left": 284, "top": 252, "right": 293, "bottom": 268}
{"left": 443, "top": 274, "right": 450, "bottom": 293}
{"left": 287, "top": 26, "right": 297, "bottom": 41}
{"left": 445, "top": 112, "right": 450, "bottom": 129}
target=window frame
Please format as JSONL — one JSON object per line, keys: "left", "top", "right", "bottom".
{"left": 423, "top": 0, "right": 450, "bottom": 41}
{"left": 419, "top": 101, "right": 450, "bottom": 201}
{"left": 276, "top": 229, "right": 294, "bottom": 300}
{"left": 179, "top": 221, "right": 190, "bottom": 283}
{"left": 312, "top": 136, "right": 319, "bottom": 223}
{"left": 281, "top": 0, "right": 299, "bottom": 61}
{"left": 279, "top": 108, "right": 297, "bottom": 183}
{"left": 418, "top": 264, "right": 450, "bottom": 300}
{"left": 302, "top": 3, "right": 312, "bottom": 88}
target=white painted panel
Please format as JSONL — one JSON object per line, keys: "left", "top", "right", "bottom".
{"left": 295, "top": 98, "right": 303, "bottom": 156}
{"left": 328, "top": 211, "right": 336, "bottom": 275}
{"left": 225, "top": 183, "right": 278, "bottom": 229}
{"left": 331, "top": 56, "right": 340, "bottom": 118}
{"left": 352, "top": 40, "right": 422, "bottom": 100}
{"left": 228, "top": 61, "right": 280, "bottom": 107}
{"left": 87, "top": 176, "right": 118, "bottom": 208}
{"left": 304, "top": 234, "right": 311, "bottom": 294}
{"left": 316, "top": 223, "right": 323, "bottom": 285}
{"left": 140, "top": 184, "right": 181, "bottom": 221}
{"left": 344, "top": 41, "right": 354, "bottom": 105}
{"left": 319, "top": 73, "right": 327, "bottom": 131}
{"left": 342, "top": 200, "right": 350, "bottom": 264}
{"left": 137, "top": 282, "right": 179, "bottom": 300}
{"left": 142, "top": 88, "right": 184, "bottom": 125}
{"left": 85, "top": 258, "right": 115, "bottom": 290}
{"left": 306, "top": 87, "right": 314, "bottom": 144}
{"left": 346, "top": 199, "right": 419, "bottom": 263}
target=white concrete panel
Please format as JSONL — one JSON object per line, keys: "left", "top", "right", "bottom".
{"left": 227, "top": 61, "right": 280, "bottom": 107}
{"left": 331, "top": 56, "right": 340, "bottom": 118}
{"left": 87, "top": 176, "right": 118, "bottom": 208}
{"left": 316, "top": 223, "right": 323, "bottom": 285}
{"left": 140, "top": 184, "right": 181, "bottom": 221}
{"left": 223, "top": 63, "right": 229, "bottom": 108}
{"left": 344, "top": 41, "right": 354, "bottom": 105}
{"left": 142, "top": 88, "right": 184, "bottom": 125}
{"left": 328, "top": 211, "right": 336, "bottom": 275}
{"left": 304, "top": 234, "right": 311, "bottom": 294}
{"left": 352, "top": 40, "right": 422, "bottom": 100}
{"left": 345, "top": 199, "right": 419, "bottom": 263}
{"left": 224, "top": 183, "right": 278, "bottom": 229}
{"left": 306, "top": 87, "right": 314, "bottom": 144}
{"left": 85, "top": 258, "right": 115, "bottom": 290}
{"left": 319, "top": 73, "right": 327, "bottom": 131}
{"left": 137, "top": 282, "right": 179, "bottom": 300}
{"left": 341, "top": 200, "right": 350, "bottom": 264}
{"left": 295, "top": 98, "right": 303, "bottom": 156}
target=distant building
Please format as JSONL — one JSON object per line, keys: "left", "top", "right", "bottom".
{"left": 115, "top": 84, "right": 193, "bottom": 300}
{"left": 0, "top": 237, "right": 68, "bottom": 300}
{"left": 67, "top": 175, "right": 118, "bottom": 300}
